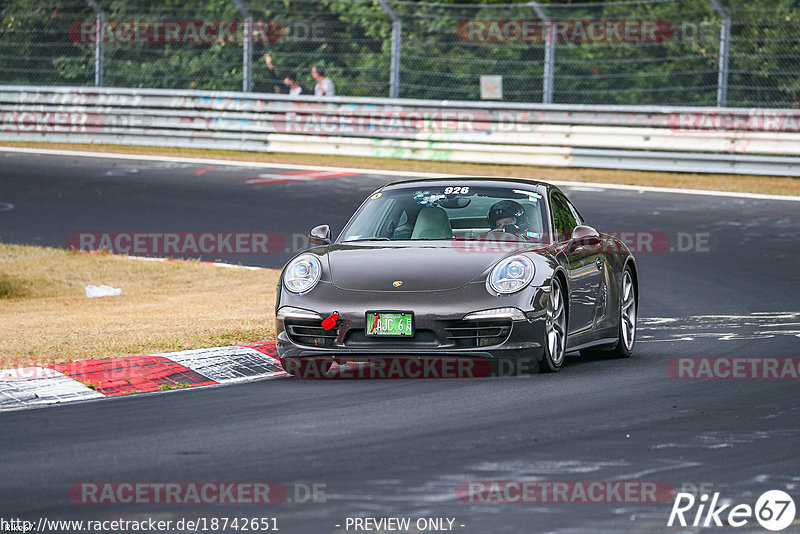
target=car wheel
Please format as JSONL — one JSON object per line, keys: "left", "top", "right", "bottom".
{"left": 540, "top": 276, "right": 567, "bottom": 373}
{"left": 581, "top": 266, "right": 636, "bottom": 359}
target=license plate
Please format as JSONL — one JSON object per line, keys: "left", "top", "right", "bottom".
{"left": 365, "top": 312, "right": 414, "bottom": 337}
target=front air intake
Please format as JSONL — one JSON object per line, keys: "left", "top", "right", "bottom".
{"left": 444, "top": 320, "right": 512, "bottom": 348}
{"left": 285, "top": 321, "right": 339, "bottom": 348}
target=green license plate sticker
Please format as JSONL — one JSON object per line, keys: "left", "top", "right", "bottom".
{"left": 366, "top": 312, "right": 414, "bottom": 337}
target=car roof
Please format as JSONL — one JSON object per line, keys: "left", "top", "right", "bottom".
{"left": 380, "top": 176, "right": 555, "bottom": 191}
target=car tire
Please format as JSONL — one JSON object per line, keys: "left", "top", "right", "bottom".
{"left": 540, "top": 276, "right": 567, "bottom": 373}
{"left": 580, "top": 265, "right": 636, "bottom": 360}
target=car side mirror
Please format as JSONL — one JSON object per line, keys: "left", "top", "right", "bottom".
{"left": 568, "top": 225, "right": 601, "bottom": 251}
{"left": 308, "top": 224, "right": 332, "bottom": 245}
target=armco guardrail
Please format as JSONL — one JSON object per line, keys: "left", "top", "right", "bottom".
{"left": 1, "top": 85, "right": 799, "bottom": 176}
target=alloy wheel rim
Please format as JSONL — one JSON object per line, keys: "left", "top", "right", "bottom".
{"left": 546, "top": 278, "right": 566, "bottom": 365}
{"left": 621, "top": 271, "right": 636, "bottom": 351}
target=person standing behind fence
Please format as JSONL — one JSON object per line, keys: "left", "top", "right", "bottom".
{"left": 283, "top": 72, "right": 307, "bottom": 96}
{"left": 312, "top": 66, "right": 335, "bottom": 96}
{"left": 257, "top": 53, "right": 285, "bottom": 94}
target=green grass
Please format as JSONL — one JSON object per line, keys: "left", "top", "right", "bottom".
{"left": 159, "top": 382, "right": 191, "bottom": 390}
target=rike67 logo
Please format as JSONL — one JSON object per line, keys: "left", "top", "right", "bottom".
{"left": 668, "top": 490, "right": 796, "bottom": 531}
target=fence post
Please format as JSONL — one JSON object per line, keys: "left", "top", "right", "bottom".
{"left": 377, "top": 0, "right": 401, "bottom": 98}
{"left": 86, "top": 0, "right": 104, "bottom": 87}
{"left": 232, "top": 0, "right": 253, "bottom": 92}
{"left": 708, "top": 0, "right": 730, "bottom": 107}
{"left": 530, "top": 2, "right": 554, "bottom": 104}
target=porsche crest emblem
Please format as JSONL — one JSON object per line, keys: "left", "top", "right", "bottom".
{"left": 392, "top": 280, "right": 403, "bottom": 287}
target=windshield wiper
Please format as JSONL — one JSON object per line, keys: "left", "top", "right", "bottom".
{"left": 345, "top": 237, "right": 391, "bottom": 242}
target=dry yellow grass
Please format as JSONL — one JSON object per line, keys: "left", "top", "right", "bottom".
{"left": 2, "top": 141, "right": 799, "bottom": 197}
{"left": 0, "top": 243, "right": 279, "bottom": 368}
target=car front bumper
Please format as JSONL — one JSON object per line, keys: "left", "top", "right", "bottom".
{"left": 275, "top": 279, "right": 549, "bottom": 374}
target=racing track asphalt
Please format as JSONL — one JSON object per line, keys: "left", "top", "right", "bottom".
{"left": 1, "top": 150, "right": 799, "bottom": 533}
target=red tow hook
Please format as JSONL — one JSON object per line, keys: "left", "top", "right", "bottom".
{"left": 321, "top": 311, "right": 339, "bottom": 331}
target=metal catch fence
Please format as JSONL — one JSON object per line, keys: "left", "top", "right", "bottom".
{"left": 0, "top": 0, "right": 798, "bottom": 107}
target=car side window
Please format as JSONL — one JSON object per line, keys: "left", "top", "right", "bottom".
{"left": 566, "top": 199, "right": 584, "bottom": 226}
{"left": 551, "top": 191, "right": 578, "bottom": 242}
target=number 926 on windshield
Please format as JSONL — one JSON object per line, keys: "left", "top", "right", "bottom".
{"left": 443, "top": 186, "right": 469, "bottom": 195}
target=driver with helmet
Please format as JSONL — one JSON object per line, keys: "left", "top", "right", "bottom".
{"left": 488, "top": 200, "right": 526, "bottom": 233}
{"left": 487, "top": 199, "right": 541, "bottom": 241}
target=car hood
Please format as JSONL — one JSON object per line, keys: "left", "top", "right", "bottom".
{"left": 326, "top": 241, "right": 531, "bottom": 292}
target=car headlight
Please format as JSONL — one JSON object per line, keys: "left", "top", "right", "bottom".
{"left": 284, "top": 254, "right": 322, "bottom": 293}
{"left": 488, "top": 255, "right": 534, "bottom": 294}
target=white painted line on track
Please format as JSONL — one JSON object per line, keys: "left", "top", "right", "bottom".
{"left": 2, "top": 145, "right": 799, "bottom": 202}
{"left": 0, "top": 146, "right": 449, "bottom": 177}
{"left": 549, "top": 179, "right": 800, "bottom": 202}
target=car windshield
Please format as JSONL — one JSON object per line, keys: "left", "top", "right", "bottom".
{"left": 339, "top": 185, "right": 548, "bottom": 242}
